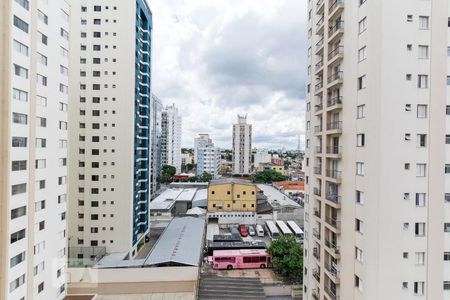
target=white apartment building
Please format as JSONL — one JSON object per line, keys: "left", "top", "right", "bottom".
{"left": 161, "top": 104, "right": 182, "bottom": 174}
{"left": 0, "top": 0, "right": 69, "bottom": 299}
{"left": 304, "top": 1, "right": 449, "bottom": 300}
{"left": 67, "top": 0, "right": 152, "bottom": 260}
{"left": 194, "top": 133, "right": 212, "bottom": 164}
{"left": 232, "top": 114, "right": 252, "bottom": 175}
{"left": 151, "top": 94, "right": 163, "bottom": 196}
{"left": 254, "top": 149, "right": 272, "bottom": 171}
{"left": 195, "top": 134, "right": 221, "bottom": 178}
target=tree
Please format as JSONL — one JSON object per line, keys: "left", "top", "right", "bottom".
{"left": 252, "top": 169, "right": 288, "bottom": 183}
{"left": 267, "top": 236, "right": 303, "bottom": 283}
{"left": 161, "top": 165, "right": 176, "bottom": 183}
{"left": 199, "top": 172, "right": 213, "bottom": 182}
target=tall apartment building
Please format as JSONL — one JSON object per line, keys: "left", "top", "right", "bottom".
{"left": 67, "top": 0, "right": 152, "bottom": 260}
{"left": 232, "top": 114, "right": 252, "bottom": 175}
{"left": 194, "top": 133, "right": 212, "bottom": 164}
{"left": 304, "top": 0, "right": 449, "bottom": 299}
{"left": 151, "top": 94, "right": 163, "bottom": 196}
{"left": 195, "top": 134, "right": 221, "bottom": 178}
{"left": 161, "top": 104, "right": 182, "bottom": 174}
{"left": 0, "top": 0, "right": 70, "bottom": 299}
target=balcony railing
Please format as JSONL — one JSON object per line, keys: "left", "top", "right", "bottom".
{"left": 329, "top": 45, "right": 344, "bottom": 60}
{"left": 325, "top": 262, "right": 340, "bottom": 279}
{"left": 329, "top": 0, "right": 343, "bottom": 14}
{"left": 325, "top": 239, "right": 340, "bottom": 255}
{"left": 314, "top": 125, "right": 322, "bottom": 133}
{"left": 327, "top": 96, "right": 343, "bottom": 107}
{"left": 324, "top": 285, "right": 339, "bottom": 300}
{"left": 316, "top": 37, "right": 324, "bottom": 49}
{"left": 326, "top": 169, "right": 342, "bottom": 180}
{"left": 312, "top": 289, "right": 320, "bottom": 300}
{"left": 315, "top": 60, "right": 324, "bottom": 70}
{"left": 328, "top": 71, "right": 343, "bottom": 83}
{"left": 313, "top": 187, "right": 321, "bottom": 197}
{"left": 329, "top": 20, "right": 344, "bottom": 36}
{"left": 317, "top": 15, "right": 324, "bottom": 27}
{"left": 315, "top": 103, "right": 323, "bottom": 112}
{"left": 327, "top": 121, "right": 343, "bottom": 131}
{"left": 314, "top": 208, "right": 321, "bottom": 218}
{"left": 316, "top": 0, "right": 324, "bottom": 9}
{"left": 313, "top": 269, "right": 321, "bottom": 282}
{"left": 315, "top": 81, "right": 323, "bottom": 91}
{"left": 313, "top": 229, "right": 321, "bottom": 241}
{"left": 326, "top": 146, "right": 342, "bottom": 155}
{"left": 325, "top": 193, "right": 341, "bottom": 204}
{"left": 326, "top": 216, "right": 341, "bottom": 229}
{"left": 315, "top": 146, "right": 323, "bottom": 154}
{"left": 314, "top": 167, "right": 322, "bottom": 175}
{"left": 313, "top": 246, "right": 321, "bottom": 259}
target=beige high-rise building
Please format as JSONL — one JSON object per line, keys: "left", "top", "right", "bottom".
{"left": 0, "top": 0, "right": 70, "bottom": 299}
{"left": 304, "top": 0, "right": 449, "bottom": 299}
{"left": 232, "top": 114, "right": 252, "bottom": 175}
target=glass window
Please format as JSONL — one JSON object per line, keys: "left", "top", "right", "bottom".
{"left": 13, "top": 40, "right": 28, "bottom": 56}
{"left": 13, "top": 15, "right": 28, "bottom": 33}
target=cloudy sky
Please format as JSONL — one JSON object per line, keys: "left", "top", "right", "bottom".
{"left": 150, "top": 0, "right": 307, "bottom": 150}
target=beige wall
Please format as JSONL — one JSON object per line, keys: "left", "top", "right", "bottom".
{"left": 208, "top": 183, "right": 256, "bottom": 212}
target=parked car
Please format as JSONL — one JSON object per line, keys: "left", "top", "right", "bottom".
{"left": 230, "top": 224, "right": 239, "bottom": 235}
{"left": 256, "top": 224, "right": 265, "bottom": 237}
{"left": 248, "top": 226, "right": 256, "bottom": 236}
{"left": 238, "top": 225, "right": 248, "bottom": 237}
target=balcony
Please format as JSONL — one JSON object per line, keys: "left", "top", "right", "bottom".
{"left": 316, "top": 0, "right": 325, "bottom": 14}
{"left": 316, "top": 36, "right": 324, "bottom": 53}
{"left": 315, "top": 59, "right": 324, "bottom": 73}
{"left": 326, "top": 146, "right": 342, "bottom": 156}
{"left": 325, "top": 239, "right": 340, "bottom": 256}
{"left": 327, "top": 71, "right": 343, "bottom": 84}
{"left": 314, "top": 208, "right": 321, "bottom": 218}
{"left": 329, "top": 0, "right": 344, "bottom": 19}
{"left": 314, "top": 125, "right": 322, "bottom": 134}
{"left": 316, "top": 15, "right": 325, "bottom": 34}
{"left": 325, "top": 263, "right": 340, "bottom": 283}
{"left": 327, "top": 96, "right": 343, "bottom": 110}
{"left": 326, "top": 121, "right": 343, "bottom": 131}
{"left": 314, "top": 102, "right": 323, "bottom": 113}
{"left": 324, "top": 285, "right": 339, "bottom": 300}
{"left": 313, "top": 187, "right": 321, "bottom": 197}
{"left": 326, "top": 216, "right": 341, "bottom": 232}
{"left": 313, "top": 246, "right": 321, "bottom": 259}
{"left": 325, "top": 193, "right": 341, "bottom": 205}
{"left": 315, "top": 146, "right": 323, "bottom": 154}
{"left": 315, "top": 81, "right": 324, "bottom": 93}
{"left": 326, "top": 169, "right": 341, "bottom": 181}
{"left": 313, "top": 229, "right": 321, "bottom": 241}
{"left": 313, "top": 269, "right": 321, "bottom": 283}
{"left": 314, "top": 167, "right": 322, "bottom": 175}
{"left": 328, "top": 45, "right": 344, "bottom": 62}
{"left": 329, "top": 20, "right": 344, "bottom": 43}
{"left": 312, "top": 289, "right": 320, "bottom": 300}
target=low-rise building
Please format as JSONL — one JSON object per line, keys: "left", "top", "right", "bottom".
{"left": 259, "top": 163, "right": 286, "bottom": 175}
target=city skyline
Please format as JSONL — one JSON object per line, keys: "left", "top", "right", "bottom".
{"left": 151, "top": 0, "right": 307, "bottom": 150}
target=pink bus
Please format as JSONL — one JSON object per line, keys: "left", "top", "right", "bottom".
{"left": 208, "top": 249, "right": 272, "bottom": 270}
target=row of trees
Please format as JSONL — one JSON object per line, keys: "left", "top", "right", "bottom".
{"left": 160, "top": 165, "right": 213, "bottom": 183}
{"left": 251, "top": 169, "right": 288, "bottom": 183}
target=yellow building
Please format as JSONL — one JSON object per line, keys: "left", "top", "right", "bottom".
{"left": 207, "top": 179, "right": 257, "bottom": 212}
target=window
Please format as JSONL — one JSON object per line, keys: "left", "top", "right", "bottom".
{"left": 60, "top": 46, "right": 69, "bottom": 57}
{"left": 419, "top": 16, "right": 429, "bottom": 29}
{"left": 407, "top": 15, "right": 413, "bottom": 22}
{"left": 35, "top": 159, "right": 46, "bottom": 169}
{"left": 415, "top": 252, "right": 425, "bottom": 265}
{"left": 35, "top": 179, "right": 45, "bottom": 190}
{"left": 358, "top": 46, "right": 367, "bottom": 62}
{"left": 14, "top": 64, "right": 28, "bottom": 78}
{"left": 444, "top": 252, "right": 450, "bottom": 261}
{"left": 417, "top": 134, "right": 427, "bottom": 147}
{"left": 357, "top": 134, "right": 365, "bottom": 147}
{"left": 418, "top": 45, "right": 429, "bottom": 59}
{"left": 356, "top": 190, "right": 364, "bottom": 204}
{"left": 414, "top": 282, "right": 425, "bottom": 295}
{"left": 356, "top": 162, "right": 364, "bottom": 176}
{"left": 14, "top": 15, "right": 28, "bottom": 33}
{"left": 417, "top": 104, "right": 428, "bottom": 118}
{"left": 11, "top": 160, "right": 27, "bottom": 171}
{"left": 445, "top": 223, "right": 450, "bottom": 232}
{"left": 415, "top": 223, "right": 426, "bottom": 236}
{"left": 35, "top": 200, "right": 45, "bottom": 211}
{"left": 60, "top": 65, "right": 68, "bottom": 76}
{"left": 35, "top": 138, "right": 46, "bottom": 148}
{"left": 94, "top": 5, "right": 101, "bottom": 11}
{"left": 418, "top": 75, "right": 428, "bottom": 88}
{"left": 444, "top": 281, "right": 450, "bottom": 291}
{"left": 9, "top": 274, "right": 25, "bottom": 292}
{"left": 13, "top": 88, "right": 28, "bottom": 102}
{"left": 358, "top": 17, "right": 367, "bottom": 34}
{"left": 358, "top": 75, "right": 367, "bottom": 89}
{"left": 356, "top": 219, "right": 363, "bottom": 233}
{"left": 10, "top": 251, "right": 26, "bottom": 268}
{"left": 446, "top": 164, "right": 450, "bottom": 174}
{"left": 416, "top": 164, "right": 426, "bottom": 177}
{"left": 37, "top": 281, "right": 44, "bottom": 293}
{"left": 37, "top": 74, "right": 47, "bottom": 86}
{"left": 38, "top": 31, "right": 47, "bottom": 45}
{"left": 13, "top": 40, "right": 28, "bottom": 56}
{"left": 355, "top": 247, "right": 363, "bottom": 262}
{"left": 12, "top": 136, "right": 27, "bottom": 147}
{"left": 10, "top": 228, "right": 26, "bottom": 243}
{"left": 357, "top": 105, "right": 365, "bottom": 119}
{"left": 11, "top": 206, "right": 26, "bottom": 219}
{"left": 36, "top": 95, "right": 47, "bottom": 106}
{"left": 36, "top": 117, "right": 46, "bottom": 127}
{"left": 37, "top": 10, "right": 48, "bottom": 24}
{"left": 416, "top": 193, "right": 426, "bottom": 207}
{"left": 355, "top": 275, "right": 363, "bottom": 291}
{"left": 12, "top": 112, "right": 27, "bottom": 125}
{"left": 60, "top": 28, "right": 69, "bottom": 39}
{"left": 14, "top": 0, "right": 29, "bottom": 10}
{"left": 37, "top": 53, "right": 47, "bottom": 66}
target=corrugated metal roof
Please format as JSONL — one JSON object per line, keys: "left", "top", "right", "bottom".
{"left": 256, "top": 184, "right": 301, "bottom": 209}
{"left": 144, "top": 217, "right": 205, "bottom": 266}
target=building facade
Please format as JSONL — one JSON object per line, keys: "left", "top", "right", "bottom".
{"left": 151, "top": 94, "right": 163, "bottom": 196}
{"left": 194, "top": 134, "right": 212, "bottom": 164}
{"left": 197, "top": 145, "right": 221, "bottom": 178}
{"left": 161, "top": 104, "right": 182, "bottom": 174}
{"left": 304, "top": 1, "right": 449, "bottom": 300}
{"left": 207, "top": 180, "right": 257, "bottom": 213}
{"left": 232, "top": 115, "right": 252, "bottom": 175}
{"left": 0, "top": 0, "right": 70, "bottom": 298}
{"left": 68, "top": 0, "right": 152, "bottom": 260}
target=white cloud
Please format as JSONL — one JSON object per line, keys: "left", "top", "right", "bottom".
{"left": 150, "top": 0, "right": 307, "bottom": 149}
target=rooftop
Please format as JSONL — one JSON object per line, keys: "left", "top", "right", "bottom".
{"left": 256, "top": 184, "right": 301, "bottom": 209}
{"left": 209, "top": 178, "right": 254, "bottom": 186}
{"left": 274, "top": 180, "right": 304, "bottom": 191}
{"left": 149, "top": 188, "right": 204, "bottom": 211}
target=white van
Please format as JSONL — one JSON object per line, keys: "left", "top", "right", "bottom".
{"left": 256, "top": 224, "right": 265, "bottom": 237}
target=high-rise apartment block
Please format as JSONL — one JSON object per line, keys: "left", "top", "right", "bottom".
{"left": 67, "top": 0, "right": 152, "bottom": 259}
{"left": 304, "top": 0, "right": 449, "bottom": 299}
{"left": 151, "top": 94, "right": 163, "bottom": 196}
{"left": 161, "top": 104, "right": 182, "bottom": 174}
{"left": 0, "top": 0, "right": 70, "bottom": 298}
{"left": 195, "top": 134, "right": 221, "bottom": 178}
{"left": 232, "top": 115, "right": 252, "bottom": 175}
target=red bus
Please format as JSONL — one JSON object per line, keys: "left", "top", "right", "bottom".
{"left": 208, "top": 249, "right": 271, "bottom": 270}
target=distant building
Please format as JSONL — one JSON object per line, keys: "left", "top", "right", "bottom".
{"left": 232, "top": 115, "right": 252, "bottom": 175}
{"left": 161, "top": 104, "right": 182, "bottom": 173}
{"left": 181, "top": 152, "right": 194, "bottom": 166}
{"left": 259, "top": 163, "right": 286, "bottom": 175}
{"left": 254, "top": 149, "right": 272, "bottom": 170}
{"left": 151, "top": 95, "right": 163, "bottom": 195}
{"left": 194, "top": 134, "right": 212, "bottom": 163}
{"left": 271, "top": 157, "right": 284, "bottom": 166}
